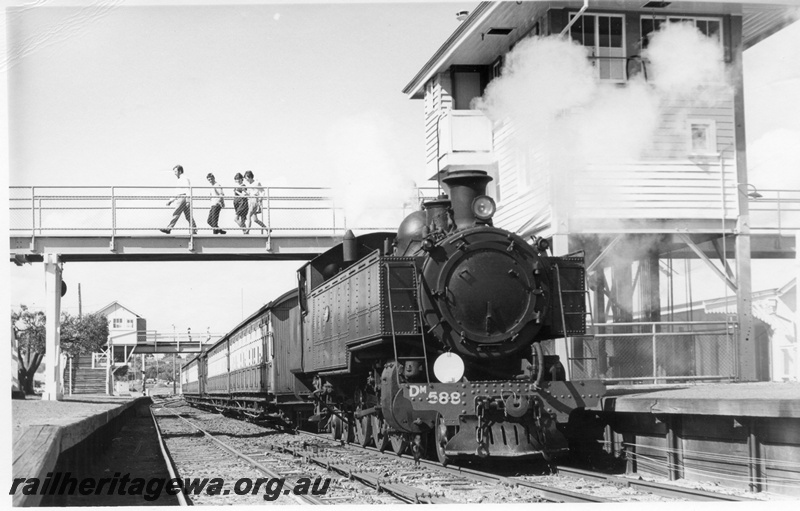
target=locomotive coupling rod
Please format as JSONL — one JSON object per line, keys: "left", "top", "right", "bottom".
{"left": 354, "top": 406, "right": 379, "bottom": 419}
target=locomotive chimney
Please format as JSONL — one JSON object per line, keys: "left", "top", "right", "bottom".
{"left": 343, "top": 230, "right": 357, "bottom": 264}
{"left": 442, "top": 170, "right": 493, "bottom": 230}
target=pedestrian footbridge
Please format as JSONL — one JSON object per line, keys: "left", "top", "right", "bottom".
{"left": 9, "top": 186, "right": 436, "bottom": 263}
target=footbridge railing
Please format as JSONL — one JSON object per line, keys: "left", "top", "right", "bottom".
{"left": 747, "top": 188, "right": 800, "bottom": 235}
{"left": 544, "top": 320, "right": 739, "bottom": 384}
{"left": 9, "top": 186, "right": 440, "bottom": 238}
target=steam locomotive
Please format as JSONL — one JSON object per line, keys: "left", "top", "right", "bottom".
{"left": 182, "top": 169, "right": 604, "bottom": 464}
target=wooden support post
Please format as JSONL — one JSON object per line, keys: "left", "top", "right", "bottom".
{"left": 748, "top": 418, "right": 763, "bottom": 492}
{"left": 792, "top": 231, "right": 800, "bottom": 380}
{"left": 42, "top": 254, "right": 63, "bottom": 401}
{"left": 732, "top": 16, "right": 757, "bottom": 381}
{"left": 623, "top": 432, "right": 637, "bottom": 475}
{"left": 666, "top": 415, "right": 683, "bottom": 481}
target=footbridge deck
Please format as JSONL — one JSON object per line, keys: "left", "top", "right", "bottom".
{"left": 9, "top": 185, "right": 436, "bottom": 262}
{"left": 9, "top": 185, "right": 800, "bottom": 262}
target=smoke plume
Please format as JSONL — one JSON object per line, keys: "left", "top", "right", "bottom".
{"left": 324, "top": 111, "right": 417, "bottom": 231}
{"left": 475, "top": 21, "right": 733, "bottom": 175}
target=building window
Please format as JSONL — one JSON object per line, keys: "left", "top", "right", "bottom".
{"left": 516, "top": 146, "right": 534, "bottom": 192}
{"left": 491, "top": 56, "right": 503, "bottom": 81}
{"left": 126, "top": 319, "right": 134, "bottom": 328}
{"left": 687, "top": 119, "right": 717, "bottom": 155}
{"left": 640, "top": 16, "right": 722, "bottom": 49}
{"left": 113, "top": 318, "right": 122, "bottom": 329}
{"left": 570, "top": 13, "right": 626, "bottom": 82}
{"left": 783, "top": 347, "right": 795, "bottom": 379}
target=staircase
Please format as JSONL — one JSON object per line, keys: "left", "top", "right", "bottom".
{"left": 66, "top": 354, "right": 107, "bottom": 394}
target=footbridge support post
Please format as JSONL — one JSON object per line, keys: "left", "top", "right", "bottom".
{"left": 42, "top": 253, "right": 64, "bottom": 401}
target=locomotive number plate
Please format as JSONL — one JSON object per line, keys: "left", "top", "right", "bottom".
{"left": 408, "top": 384, "right": 462, "bottom": 405}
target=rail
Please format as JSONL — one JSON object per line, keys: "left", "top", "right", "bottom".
{"left": 9, "top": 186, "right": 440, "bottom": 238}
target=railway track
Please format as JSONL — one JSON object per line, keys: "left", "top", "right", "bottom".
{"left": 151, "top": 402, "right": 438, "bottom": 504}
{"left": 152, "top": 403, "right": 326, "bottom": 505}
{"left": 152, "top": 399, "right": 760, "bottom": 504}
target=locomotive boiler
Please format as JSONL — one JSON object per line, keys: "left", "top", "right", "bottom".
{"left": 183, "top": 168, "right": 604, "bottom": 464}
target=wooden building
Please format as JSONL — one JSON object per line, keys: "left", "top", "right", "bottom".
{"left": 403, "top": 1, "right": 799, "bottom": 381}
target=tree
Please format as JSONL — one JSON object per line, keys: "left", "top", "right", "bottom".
{"left": 142, "top": 354, "right": 184, "bottom": 382}
{"left": 12, "top": 306, "right": 46, "bottom": 395}
{"left": 60, "top": 312, "right": 109, "bottom": 356}
{"left": 11, "top": 307, "right": 110, "bottom": 395}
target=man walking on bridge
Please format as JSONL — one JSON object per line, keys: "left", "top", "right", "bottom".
{"left": 160, "top": 164, "right": 197, "bottom": 235}
{"left": 206, "top": 173, "right": 226, "bottom": 234}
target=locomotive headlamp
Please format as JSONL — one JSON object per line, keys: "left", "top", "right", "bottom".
{"left": 472, "top": 196, "right": 496, "bottom": 221}
{"left": 433, "top": 352, "right": 465, "bottom": 383}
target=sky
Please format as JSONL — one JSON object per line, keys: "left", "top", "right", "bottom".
{"left": 2, "top": 0, "right": 478, "bottom": 337}
{"left": 3, "top": 0, "right": 800, "bottom": 338}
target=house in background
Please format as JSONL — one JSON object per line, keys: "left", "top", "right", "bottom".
{"left": 95, "top": 300, "right": 147, "bottom": 367}
{"left": 694, "top": 279, "right": 797, "bottom": 381}
{"left": 402, "top": 0, "right": 800, "bottom": 382}
{"left": 65, "top": 301, "right": 146, "bottom": 394}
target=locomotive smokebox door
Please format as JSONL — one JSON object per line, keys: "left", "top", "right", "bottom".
{"left": 420, "top": 227, "right": 550, "bottom": 360}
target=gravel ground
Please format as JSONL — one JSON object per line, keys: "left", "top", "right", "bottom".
{"left": 154, "top": 401, "right": 791, "bottom": 504}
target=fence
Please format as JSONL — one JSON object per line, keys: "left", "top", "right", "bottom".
{"left": 560, "top": 321, "right": 738, "bottom": 384}
{"left": 8, "top": 186, "right": 441, "bottom": 238}
{"left": 747, "top": 188, "right": 800, "bottom": 236}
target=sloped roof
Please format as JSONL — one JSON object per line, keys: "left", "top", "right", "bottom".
{"left": 94, "top": 300, "right": 144, "bottom": 319}
{"left": 403, "top": 0, "right": 800, "bottom": 99}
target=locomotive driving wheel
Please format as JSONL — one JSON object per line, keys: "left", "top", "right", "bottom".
{"left": 353, "top": 388, "right": 372, "bottom": 447}
{"left": 372, "top": 416, "right": 390, "bottom": 452}
{"left": 435, "top": 415, "right": 452, "bottom": 467}
{"left": 390, "top": 432, "right": 409, "bottom": 456}
{"left": 329, "top": 413, "right": 344, "bottom": 441}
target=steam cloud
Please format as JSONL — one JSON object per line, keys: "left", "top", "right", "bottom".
{"left": 475, "top": 21, "right": 732, "bottom": 174}
{"left": 474, "top": 22, "right": 737, "bottom": 316}
{"left": 325, "top": 111, "right": 417, "bottom": 231}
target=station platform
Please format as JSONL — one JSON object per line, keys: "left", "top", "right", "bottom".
{"left": 604, "top": 381, "right": 800, "bottom": 417}
{"left": 599, "top": 382, "right": 800, "bottom": 497}
{"left": 11, "top": 395, "right": 150, "bottom": 506}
